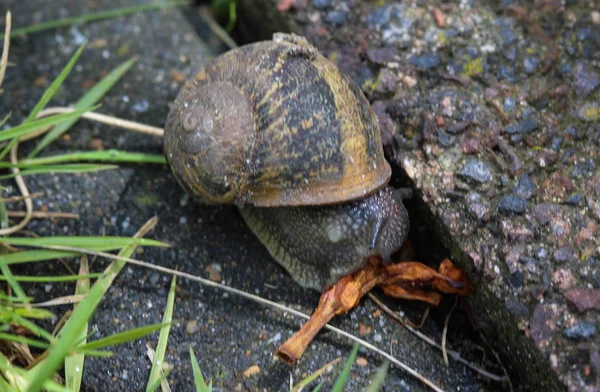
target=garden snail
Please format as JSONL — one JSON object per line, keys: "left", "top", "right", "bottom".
{"left": 164, "top": 33, "right": 412, "bottom": 291}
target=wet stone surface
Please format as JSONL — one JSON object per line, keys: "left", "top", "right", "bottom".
{"left": 236, "top": 0, "right": 600, "bottom": 391}
{"left": 2, "top": 1, "right": 492, "bottom": 391}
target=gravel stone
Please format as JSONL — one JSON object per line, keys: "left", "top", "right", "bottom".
{"left": 505, "top": 117, "right": 538, "bottom": 135}
{"left": 564, "top": 193, "right": 583, "bottom": 205}
{"left": 571, "top": 159, "right": 596, "bottom": 178}
{"left": 513, "top": 173, "right": 534, "bottom": 199}
{"left": 563, "top": 321, "right": 597, "bottom": 341}
{"left": 505, "top": 298, "right": 529, "bottom": 318}
{"left": 523, "top": 55, "right": 540, "bottom": 74}
{"left": 311, "top": 0, "right": 331, "bottom": 9}
{"left": 324, "top": 10, "right": 348, "bottom": 25}
{"left": 498, "top": 195, "right": 528, "bottom": 214}
{"left": 553, "top": 247, "right": 577, "bottom": 263}
{"left": 457, "top": 158, "right": 493, "bottom": 184}
{"left": 408, "top": 53, "right": 441, "bottom": 69}
{"left": 465, "top": 192, "right": 492, "bottom": 222}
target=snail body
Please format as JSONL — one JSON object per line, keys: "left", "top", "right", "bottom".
{"left": 164, "top": 33, "right": 410, "bottom": 291}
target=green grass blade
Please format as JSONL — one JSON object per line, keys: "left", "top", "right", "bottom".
{"left": 0, "top": 112, "right": 11, "bottom": 127}
{"left": 25, "top": 219, "right": 158, "bottom": 392}
{"left": 10, "top": 314, "right": 55, "bottom": 341}
{"left": 0, "top": 163, "right": 118, "bottom": 180}
{"left": 0, "top": 263, "right": 30, "bottom": 304}
{"left": 226, "top": 1, "right": 236, "bottom": 32}
{"left": 23, "top": 150, "right": 167, "bottom": 166}
{"left": 363, "top": 360, "right": 389, "bottom": 392}
{"left": 190, "top": 348, "right": 212, "bottom": 392}
{"left": 1, "top": 248, "right": 121, "bottom": 265}
{"left": 146, "top": 275, "right": 177, "bottom": 392}
{"left": 1, "top": 236, "right": 168, "bottom": 248}
{"left": 80, "top": 323, "right": 166, "bottom": 351}
{"left": 0, "top": 105, "right": 101, "bottom": 143}
{"left": 0, "top": 333, "right": 50, "bottom": 350}
{"left": 2, "top": 1, "right": 190, "bottom": 39}
{"left": 28, "top": 57, "right": 137, "bottom": 158}
{"left": 311, "top": 382, "right": 324, "bottom": 392}
{"left": 65, "top": 257, "right": 91, "bottom": 392}
{"left": 26, "top": 42, "right": 87, "bottom": 123}
{"left": 0, "top": 273, "right": 102, "bottom": 282}
{"left": 331, "top": 344, "right": 360, "bottom": 392}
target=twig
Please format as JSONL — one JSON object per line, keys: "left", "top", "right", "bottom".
{"left": 7, "top": 211, "right": 80, "bottom": 219}
{"left": 10, "top": 294, "right": 86, "bottom": 307}
{"left": 20, "top": 107, "right": 164, "bottom": 140}
{"left": 198, "top": 6, "right": 238, "bottom": 50}
{"left": 0, "top": 11, "right": 11, "bottom": 90}
{"left": 0, "top": 143, "right": 33, "bottom": 235}
{"left": 442, "top": 297, "right": 457, "bottom": 367}
{"left": 418, "top": 306, "right": 430, "bottom": 328}
{"left": 367, "top": 293, "right": 507, "bottom": 382}
{"left": 23, "top": 243, "right": 446, "bottom": 392}
{"left": 477, "top": 328, "right": 514, "bottom": 391}
{"left": 0, "top": 192, "right": 43, "bottom": 203}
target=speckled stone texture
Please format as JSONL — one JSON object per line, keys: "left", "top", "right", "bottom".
{"left": 1, "top": 1, "right": 492, "bottom": 391}
{"left": 236, "top": 0, "right": 600, "bottom": 390}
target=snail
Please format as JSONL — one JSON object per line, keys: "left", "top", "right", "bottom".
{"left": 164, "top": 33, "right": 472, "bottom": 363}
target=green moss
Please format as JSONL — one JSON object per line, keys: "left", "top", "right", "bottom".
{"left": 583, "top": 106, "right": 600, "bottom": 121}
{"left": 136, "top": 193, "right": 158, "bottom": 207}
{"left": 461, "top": 57, "right": 484, "bottom": 77}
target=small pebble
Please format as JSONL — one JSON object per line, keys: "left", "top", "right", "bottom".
{"left": 185, "top": 320, "right": 199, "bottom": 335}
{"left": 508, "top": 271, "right": 524, "bottom": 288}
{"left": 519, "top": 256, "right": 537, "bottom": 264}
{"left": 554, "top": 247, "right": 577, "bottom": 263}
{"left": 503, "top": 45, "right": 517, "bottom": 62}
{"left": 267, "top": 332, "right": 281, "bottom": 344}
{"left": 325, "top": 10, "right": 348, "bottom": 25}
{"left": 572, "top": 159, "right": 596, "bottom": 178}
{"left": 497, "top": 64, "right": 516, "bottom": 82}
{"left": 501, "top": 24, "right": 517, "bottom": 46}
{"left": 149, "top": 273, "right": 160, "bottom": 285}
{"left": 408, "top": 53, "right": 441, "bottom": 69}
{"left": 356, "top": 357, "right": 368, "bottom": 367}
{"left": 505, "top": 117, "right": 538, "bottom": 135}
{"left": 565, "top": 193, "right": 583, "bottom": 205}
{"left": 243, "top": 365, "right": 260, "bottom": 377}
{"left": 458, "top": 158, "right": 493, "bottom": 184}
{"left": 504, "top": 97, "right": 516, "bottom": 113}
{"left": 564, "top": 125, "right": 580, "bottom": 139}
{"left": 465, "top": 192, "right": 492, "bottom": 222}
{"left": 563, "top": 321, "right": 597, "bottom": 341}
{"left": 513, "top": 173, "right": 534, "bottom": 199}
{"left": 523, "top": 55, "right": 540, "bottom": 74}
{"left": 498, "top": 195, "right": 528, "bottom": 214}
{"left": 505, "top": 298, "right": 529, "bottom": 318}
{"left": 551, "top": 136, "right": 563, "bottom": 151}
{"left": 311, "top": 0, "right": 330, "bottom": 9}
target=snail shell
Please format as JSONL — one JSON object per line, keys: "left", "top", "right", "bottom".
{"left": 164, "top": 33, "right": 391, "bottom": 207}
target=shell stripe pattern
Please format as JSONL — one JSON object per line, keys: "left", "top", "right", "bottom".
{"left": 193, "top": 39, "right": 391, "bottom": 206}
